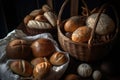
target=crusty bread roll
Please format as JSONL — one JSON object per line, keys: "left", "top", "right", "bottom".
{"left": 71, "top": 26, "right": 92, "bottom": 43}
{"left": 33, "top": 62, "right": 52, "bottom": 79}
{"left": 27, "top": 20, "right": 52, "bottom": 29}
{"left": 6, "top": 39, "right": 32, "bottom": 59}
{"left": 86, "top": 13, "right": 115, "bottom": 35}
{"left": 10, "top": 60, "right": 33, "bottom": 77}
{"left": 50, "top": 52, "right": 68, "bottom": 66}
{"left": 64, "top": 16, "right": 85, "bottom": 33}
{"left": 44, "top": 11, "right": 57, "bottom": 27}
{"left": 31, "top": 38, "right": 55, "bottom": 57}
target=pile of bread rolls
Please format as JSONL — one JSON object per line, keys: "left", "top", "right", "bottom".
{"left": 64, "top": 13, "right": 115, "bottom": 43}
{"left": 24, "top": 4, "right": 57, "bottom": 34}
{"left": 6, "top": 38, "right": 68, "bottom": 79}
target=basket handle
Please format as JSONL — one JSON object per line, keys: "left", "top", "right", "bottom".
{"left": 57, "top": 0, "right": 69, "bottom": 26}
{"left": 88, "top": 3, "right": 119, "bottom": 48}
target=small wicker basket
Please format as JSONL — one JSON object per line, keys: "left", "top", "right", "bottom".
{"left": 57, "top": 0, "right": 119, "bottom": 62}
{"left": 17, "top": 0, "right": 57, "bottom": 38}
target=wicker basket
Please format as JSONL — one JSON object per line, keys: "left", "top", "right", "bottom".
{"left": 17, "top": 0, "right": 57, "bottom": 38}
{"left": 57, "top": 0, "right": 119, "bottom": 62}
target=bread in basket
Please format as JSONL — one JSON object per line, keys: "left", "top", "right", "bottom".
{"left": 57, "top": 0, "right": 119, "bottom": 62}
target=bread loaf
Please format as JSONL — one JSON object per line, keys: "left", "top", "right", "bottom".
{"left": 50, "top": 52, "right": 68, "bottom": 66}
{"left": 10, "top": 60, "right": 33, "bottom": 77}
{"left": 31, "top": 38, "right": 55, "bottom": 57}
{"left": 27, "top": 20, "right": 52, "bottom": 29}
{"left": 44, "top": 11, "right": 57, "bottom": 27}
{"left": 6, "top": 39, "right": 32, "bottom": 59}
{"left": 33, "top": 62, "right": 52, "bottom": 79}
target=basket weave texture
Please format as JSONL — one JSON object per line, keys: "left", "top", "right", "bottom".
{"left": 57, "top": 0, "right": 119, "bottom": 62}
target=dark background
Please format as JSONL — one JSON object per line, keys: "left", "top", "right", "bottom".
{"left": 0, "top": 0, "right": 119, "bottom": 38}
{"left": 0, "top": 0, "right": 120, "bottom": 80}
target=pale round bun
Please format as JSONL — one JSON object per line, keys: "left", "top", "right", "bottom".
{"left": 33, "top": 62, "right": 52, "bottom": 79}
{"left": 86, "top": 13, "right": 115, "bottom": 35}
{"left": 71, "top": 26, "right": 92, "bottom": 43}
{"left": 6, "top": 39, "right": 32, "bottom": 59}
{"left": 64, "top": 16, "right": 85, "bottom": 33}
{"left": 50, "top": 52, "right": 68, "bottom": 66}
{"left": 31, "top": 38, "right": 55, "bottom": 57}
{"left": 10, "top": 60, "right": 33, "bottom": 77}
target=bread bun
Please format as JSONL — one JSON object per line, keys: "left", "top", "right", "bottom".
{"left": 34, "top": 15, "right": 48, "bottom": 22}
{"left": 50, "top": 52, "right": 68, "bottom": 66}
{"left": 31, "top": 38, "right": 55, "bottom": 57}
{"left": 86, "top": 13, "right": 115, "bottom": 35}
{"left": 31, "top": 57, "right": 47, "bottom": 66}
{"left": 64, "top": 16, "right": 85, "bottom": 33}
{"left": 10, "top": 60, "right": 33, "bottom": 77}
{"left": 72, "top": 26, "right": 92, "bottom": 43}
{"left": 33, "top": 62, "right": 52, "bottom": 79}
{"left": 6, "top": 39, "right": 32, "bottom": 59}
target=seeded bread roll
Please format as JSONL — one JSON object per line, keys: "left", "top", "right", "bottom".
{"left": 10, "top": 60, "right": 33, "bottom": 77}
{"left": 27, "top": 20, "right": 52, "bottom": 29}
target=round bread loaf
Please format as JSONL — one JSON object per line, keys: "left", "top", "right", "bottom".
{"left": 6, "top": 39, "right": 32, "bottom": 59}
{"left": 31, "top": 38, "right": 55, "bottom": 57}
{"left": 64, "top": 16, "right": 85, "bottom": 33}
{"left": 10, "top": 60, "right": 33, "bottom": 77}
{"left": 86, "top": 13, "right": 115, "bottom": 35}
